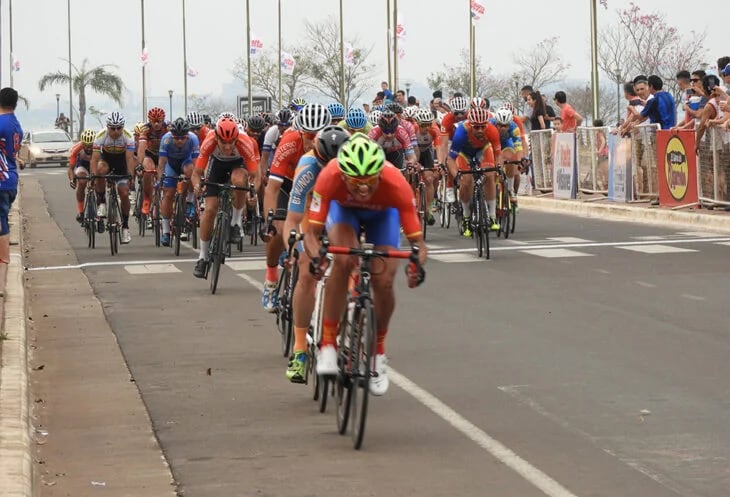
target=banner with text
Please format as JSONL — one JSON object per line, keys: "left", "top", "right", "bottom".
{"left": 657, "top": 130, "right": 699, "bottom": 207}
{"left": 607, "top": 134, "right": 633, "bottom": 202}
{"left": 553, "top": 132, "right": 576, "bottom": 199}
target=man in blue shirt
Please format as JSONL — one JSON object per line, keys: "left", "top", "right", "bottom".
{"left": 0, "top": 87, "right": 22, "bottom": 265}
{"left": 639, "top": 75, "right": 676, "bottom": 129}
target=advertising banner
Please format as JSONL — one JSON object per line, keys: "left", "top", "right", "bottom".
{"left": 657, "top": 130, "right": 699, "bottom": 207}
{"left": 607, "top": 133, "right": 633, "bottom": 202}
{"left": 553, "top": 132, "right": 576, "bottom": 199}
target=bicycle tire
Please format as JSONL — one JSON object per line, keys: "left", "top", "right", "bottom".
{"left": 510, "top": 203, "right": 517, "bottom": 234}
{"left": 135, "top": 187, "right": 145, "bottom": 237}
{"left": 277, "top": 262, "right": 296, "bottom": 358}
{"left": 153, "top": 199, "right": 161, "bottom": 248}
{"left": 419, "top": 183, "right": 427, "bottom": 241}
{"left": 173, "top": 195, "right": 184, "bottom": 256}
{"left": 85, "top": 192, "right": 96, "bottom": 249}
{"left": 502, "top": 194, "right": 512, "bottom": 240}
{"left": 191, "top": 218, "right": 198, "bottom": 250}
{"left": 108, "top": 193, "right": 119, "bottom": 256}
{"left": 209, "top": 214, "right": 226, "bottom": 295}
{"left": 351, "top": 299, "right": 375, "bottom": 450}
{"left": 482, "top": 197, "right": 491, "bottom": 260}
{"left": 472, "top": 194, "right": 484, "bottom": 258}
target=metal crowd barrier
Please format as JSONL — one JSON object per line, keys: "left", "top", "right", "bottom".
{"left": 528, "top": 129, "right": 554, "bottom": 193}
{"left": 697, "top": 126, "right": 730, "bottom": 208}
{"left": 576, "top": 127, "right": 610, "bottom": 195}
{"left": 629, "top": 123, "right": 660, "bottom": 200}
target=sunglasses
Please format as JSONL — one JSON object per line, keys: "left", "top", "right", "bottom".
{"left": 173, "top": 135, "right": 188, "bottom": 141}
{"left": 471, "top": 124, "right": 486, "bottom": 130}
{"left": 108, "top": 126, "right": 123, "bottom": 131}
{"left": 150, "top": 119, "right": 163, "bottom": 124}
{"left": 343, "top": 174, "right": 379, "bottom": 187}
{"left": 454, "top": 111, "right": 466, "bottom": 117}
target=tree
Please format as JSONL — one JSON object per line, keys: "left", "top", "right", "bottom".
{"left": 427, "top": 49, "right": 495, "bottom": 98}
{"left": 513, "top": 37, "right": 571, "bottom": 92}
{"left": 232, "top": 46, "right": 309, "bottom": 110}
{"left": 598, "top": 2, "right": 708, "bottom": 105}
{"left": 188, "top": 94, "right": 230, "bottom": 118}
{"left": 38, "top": 59, "right": 124, "bottom": 138}
{"left": 563, "top": 84, "right": 617, "bottom": 126}
{"left": 87, "top": 105, "right": 106, "bottom": 127}
{"left": 299, "top": 17, "right": 375, "bottom": 109}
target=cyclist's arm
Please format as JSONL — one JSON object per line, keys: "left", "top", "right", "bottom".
{"left": 68, "top": 143, "right": 80, "bottom": 182}
{"left": 125, "top": 150, "right": 136, "bottom": 177}
{"left": 90, "top": 149, "right": 101, "bottom": 176}
{"left": 282, "top": 211, "right": 303, "bottom": 251}
{"left": 264, "top": 177, "right": 282, "bottom": 222}
{"left": 157, "top": 156, "right": 168, "bottom": 182}
{"left": 136, "top": 133, "right": 148, "bottom": 165}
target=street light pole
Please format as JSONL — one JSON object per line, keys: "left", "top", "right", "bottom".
{"left": 182, "top": 0, "right": 188, "bottom": 115}
{"left": 8, "top": 0, "right": 13, "bottom": 88}
{"left": 168, "top": 90, "right": 173, "bottom": 118}
{"left": 55, "top": 94, "right": 60, "bottom": 119}
{"left": 392, "top": 0, "right": 398, "bottom": 90}
{"left": 141, "top": 0, "right": 148, "bottom": 119}
{"left": 589, "top": 0, "right": 600, "bottom": 122}
{"left": 67, "top": 0, "right": 74, "bottom": 139}
{"left": 338, "top": 0, "right": 345, "bottom": 105}
{"left": 386, "top": 0, "right": 392, "bottom": 89}
{"left": 615, "top": 70, "right": 622, "bottom": 125}
{"left": 405, "top": 82, "right": 410, "bottom": 98}
{"left": 245, "top": 0, "right": 252, "bottom": 115}
{"left": 278, "top": 0, "right": 282, "bottom": 108}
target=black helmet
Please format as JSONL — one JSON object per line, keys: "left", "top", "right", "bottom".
{"left": 386, "top": 102, "right": 403, "bottom": 114}
{"left": 247, "top": 115, "right": 266, "bottom": 132}
{"left": 378, "top": 110, "right": 399, "bottom": 134}
{"left": 314, "top": 125, "right": 350, "bottom": 164}
{"left": 261, "top": 112, "right": 276, "bottom": 126}
{"left": 170, "top": 117, "right": 190, "bottom": 137}
{"left": 277, "top": 109, "right": 293, "bottom": 126}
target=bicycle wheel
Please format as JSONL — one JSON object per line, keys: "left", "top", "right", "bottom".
{"left": 191, "top": 215, "right": 198, "bottom": 250}
{"left": 501, "top": 191, "right": 512, "bottom": 240}
{"left": 350, "top": 299, "right": 375, "bottom": 450}
{"left": 108, "top": 194, "right": 119, "bottom": 256}
{"left": 472, "top": 195, "right": 484, "bottom": 258}
{"left": 336, "top": 316, "right": 354, "bottom": 435}
{"left": 135, "top": 187, "right": 145, "bottom": 237}
{"left": 510, "top": 202, "right": 517, "bottom": 234}
{"left": 152, "top": 197, "right": 161, "bottom": 247}
{"left": 209, "top": 215, "right": 226, "bottom": 295}
{"left": 418, "top": 183, "right": 427, "bottom": 241}
{"left": 84, "top": 192, "right": 96, "bottom": 249}
{"left": 173, "top": 195, "right": 184, "bottom": 256}
{"left": 481, "top": 197, "right": 491, "bottom": 260}
{"left": 276, "top": 264, "right": 296, "bottom": 358}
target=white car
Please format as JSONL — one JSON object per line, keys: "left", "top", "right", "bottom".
{"left": 18, "top": 129, "right": 74, "bottom": 168}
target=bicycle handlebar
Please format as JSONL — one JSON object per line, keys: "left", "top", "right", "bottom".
{"left": 200, "top": 180, "right": 253, "bottom": 192}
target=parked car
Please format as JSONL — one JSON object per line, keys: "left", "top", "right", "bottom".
{"left": 18, "top": 129, "right": 74, "bottom": 168}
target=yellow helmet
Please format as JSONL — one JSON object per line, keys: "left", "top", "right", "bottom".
{"left": 80, "top": 129, "right": 96, "bottom": 146}
{"left": 133, "top": 122, "right": 145, "bottom": 136}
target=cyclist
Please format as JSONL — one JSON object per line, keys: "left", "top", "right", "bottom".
{"left": 68, "top": 128, "right": 96, "bottom": 223}
{"left": 368, "top": 109, "right": 382, "bottom": 127}
{"left": 137, "top": 107, "right": 169, "bottom": 218}
{"left": 132, "top": 122, "right": 145, "bottom": 154}
{"left": 187, "top": 111, "right": 211, "bottom": 145}
{"left": 438, "top": 95, "right": 469, "bottom": 162}
{"left": 414, "top": 108, "right": 442, "bottom": 226}
{"left": 303, "top": 133, "right": 427, "bottom": 396}
{"left": 290, "top": 97, "right": 307, "bottom": 113}
{"left": 158, "top": 118, "right": 200, "bottom": 247}
{"left": 367, "top": 109, "right": 416, "bottom": 169}
{"left": 340, "top": 107, "right": 371, "bottom": 134}
{"left": 261, "top": 103, "right": 332, "bottom": 311}
{"left": 327, "top": 102, "right": 345, "bottom": 125}
{"left": 282, "top": 125, "right": 351, "bottom": 383}
{"left": 90, "top": 112, "right": 136, "bottom": 243}
{"left": 446, "top": 106, "right": 502, "bottom": 236}
{"left": 258, "top": 109, "right": 293, "bottom": 188}
{"left": 247, "top": 114, "right": 267, "bottom": 157}
{"left": 490, "top": 107, "right": 524, "bottom": 202}
{"left": 191, "top": 117, "right": 259, "bottom": 278}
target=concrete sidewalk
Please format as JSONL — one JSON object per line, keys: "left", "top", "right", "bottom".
{"left": 0, "top": 178, "right": 177, "bottom": 496}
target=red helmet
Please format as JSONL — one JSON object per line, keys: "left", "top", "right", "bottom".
{"left": 148, "top": 106, "right": 166, "bottom": 122}
{"left": 215, "top": 117, "right": 239, "bottom": 143}
{"left": 467, "top": 107, "right": 489, "bottom": 125}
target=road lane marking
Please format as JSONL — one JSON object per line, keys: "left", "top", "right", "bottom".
{"left": 546, "top": 237, "right": 594, "bottom": 243}
{"left": 390, "top": 370, "right": 579, "bottom": 497}
{"left": 594, "top": 269, "right": 611, "bottom": 274}
{"left": 715, "top": 241, "right": 730, "bottom": 246}
{"left": 681, "top": 293, "right": 705, "bottom": 301}
{"left": 124, "top": 264, "right": 181, "bottom": 274}
{"left": 429, "top": 253, "right": 482, "bottom": 263}
{"left": 227, "top": 260, "right": 268, "bottom": 271}
{"left": 635, "top": 281, "right": 656, "bottom": 288}
{"left": 234, "top": 272, "right": 580, "bottom": 497}
{"left": 26, "top": 255, "right": 266, "bottom": 271}
{"left": 520, "top": 248, "right": 593, "bottom": 258}
{"left": 617, "top": 244, "right": 697, "bottom": 254}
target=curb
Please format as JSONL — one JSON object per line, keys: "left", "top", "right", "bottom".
{"left": 518, "top": 195, "right": 730, "bottom": 234}
{"left": 0, "top": 189, "right": 32, "bottom": 497}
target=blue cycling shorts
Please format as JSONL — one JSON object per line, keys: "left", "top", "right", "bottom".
{"left": 325, "top": 201, "right": 401, "bottom": 248}
{"left": 162, "top": 159, "right": 193, "bottom": 188}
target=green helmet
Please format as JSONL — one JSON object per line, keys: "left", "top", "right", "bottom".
{"left": 337, "top": 132, "right": 385, "bottom": 177}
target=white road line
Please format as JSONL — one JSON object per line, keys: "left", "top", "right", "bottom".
{"left": 681, "top": 293, "right": 705, "bottom": 301}
{"left": 594, "top": 269, "right": 611, "bottom": 274}
{"left": 520, "top": 248, "right": 593, "bottom": 258}
{"left": 617, "top": 244, "right": 697, "bottom": 254}
{"left": 389, "top": 370, "right": 579, "bottom": 497}
{"left": 124, "top": 264, "right": 181, "bottom": 274}
{"left": 546, "top": 237, "right": 593, "bottom": 243}
{"left": 427, "top": 236, "right": 730, "bottom": 255}
{"left": 635, "top": 281, "right": 656, "bottom": 288}
{"left": 26, "top": 255, "right": 266, "bottom": 271}
{"left": 232, "top": 270, "right": 579, "bottom": 497}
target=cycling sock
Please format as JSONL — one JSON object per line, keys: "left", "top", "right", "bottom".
{"left": 487, "top": 200, "right": 496, "bottom": 218}
{"left": 321, "top": 319, "right": 339, "bottom": 347}
{"left": 77, "top": 200, "right": 84, "bottom": 213}
{"left": 461, "top": 201, "right": 471, "bottom": 217}
{"left": 293, "top": 326, "right": 308, "bottom": 352}
{"left": 265, "top": 265, "right": 278, "bottom": 283}
{"left": 200, "top": 240, "right": 210, "bottom": 261}
{"left": 161, "top": 218, "right": 170, "bottom": 234}
{"left": 377, "top": 329, "right": 388, "bottom": 355}
{"left": 232, "top": 207, "right": 243, "bottom": 227}
{"left": 122, "top": 215, "right": 129, "bottom": 229}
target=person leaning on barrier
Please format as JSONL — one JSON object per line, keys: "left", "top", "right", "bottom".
{"left": 694, "top": 74, "right": 726, "bottom": 155}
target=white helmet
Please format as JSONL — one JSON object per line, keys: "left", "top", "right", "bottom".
{"left": 403, "top": 106, "right": 418, "bottom": 119}
{"left": 106, "top": 111, "right": 126, "bottom": 127}
{"left": 449, "top": 96, "right": 469, "bottom": 113}
{"left": 218, "top": 111, "right": 238, "bottom": 123}
{"left": 298, "top": 103, "right": 332, "bottom": 132}
{"left": 368, "top": 110, "right": 382, "bottom": 127}
{"left": 415, "top": 108, "right": 434, "bottom": 124}
{"left": 186, "top": 111, "right": 204, "bottom": 127}
{"left": 494, "top": 108, "right": 513, "bottom": 126}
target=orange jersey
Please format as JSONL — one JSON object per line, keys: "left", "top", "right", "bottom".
{"left": 68, "top": 141, "right": 92, "bottom": 167}
{"left": 269, "top": 130, "right": 305, "bottom": 181}
{"left": 194, "top": 125, "right": 211, "bottom": 145}
{"left": 138, "top": 122, "right": 168, "bottom": 154}
{"left": 439, "top": 112, "right": 466, "bottom": 139}
{"left": 195, "top": 132, "right": 259, "bottom": 174}
{"left": 309, "top": 161, "right": 422, "bottom": 239}
{"left": 416, "top": 122, "right": 442, "bottom": 152}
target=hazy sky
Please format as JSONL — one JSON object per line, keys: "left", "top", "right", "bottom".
{"left": 2, "top": 0, "right": 727, "bottom": 127}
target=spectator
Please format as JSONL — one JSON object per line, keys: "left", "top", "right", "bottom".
{"left": 395, "top": 90, "right": 407, "bottom": 106}
{"left": 636, "top": 75, "right": 676, "bottom": 130}
{"left": 380, "top": 81, "right": 394, "bottom": 103}
{"left": 0, "top": 87, "right": 22, "bottom": 266}
{"left": 407, "top": 95, "right": 417, "bottom": 106}
{"left": 527, "top": 91, "right": 548, "bottom": 130}
{"left": 519, "top": 85, "right": 534, "bottom": 129}
{"left": 553, "top": 90, "right": 583, "bottom": 132}
{"left": 592, "top": 119, "right": 609, "bottom": 190}
{"left": 543, "top": 94, "right": 556, "bottom": 126}
{"left": 55, "top": 112, "right": 70, "bottom": 132}
{"left": 676, "top": 70, "right": 708, "bottom": 129}
{"left": 553, "top": 116, "right": 563, "bottom": 132}
{"left": 696, "top": 75, "right": 725, "bottom": 153}
{"left": 717, "top": 56, "right": 730, "bottom": 75}
{"left": 372, "top": 91, "right": 385, "bottom": 108}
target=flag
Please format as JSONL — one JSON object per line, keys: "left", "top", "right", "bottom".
{"left": 250, "top": 33, "right": 263, "bottom": 57}
{"left": 140, "top": 48, "right": 149, "bottom": 67}
{"left": 281, "top": 50, "right": 296, "bottom": 75}
{"left": 470, "top": 0, "right": 485, "bottom": 20}
{"left": 600, "top": 0, "right": 608, "bottom": 8}
{"left": 187, "top": 66, "right": 199, "bottom": 77}
{"left": 344, "top": 43, "right": 355, "bottom": 67}
{"left": 396, "top": 15, "right": 406, "bottom": 40}
{"left": 398, "top": 47, "right": 406, "bottom": 60}
{"left": 12, "top": 58, "right": 20, "bottom": 72}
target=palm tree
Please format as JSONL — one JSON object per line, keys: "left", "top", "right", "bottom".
{"left": 38, "top": 58, "right": 124, "bottom": 138}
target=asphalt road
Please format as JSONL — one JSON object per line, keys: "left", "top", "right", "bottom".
{"left": 26, "top": 168, "right": 730, "bottom": 497}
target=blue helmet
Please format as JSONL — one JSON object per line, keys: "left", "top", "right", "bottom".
{"left": 327, "top": 102, "right": 345, "bottom": 119}
{"left": 345, "top": 108, "right": 367, "bottom": 130}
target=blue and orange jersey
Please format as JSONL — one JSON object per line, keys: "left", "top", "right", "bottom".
{"left": 287, "top": 151, "right": 321, "bottom": 231}
{"left": 448, "top": 122, "right": 501, "bottom": 161}
{"left": 68, "top": 142, "right": 92, "bottom": 168}
{"left": 488, "top": 118, "right": 523, "bottom": 152}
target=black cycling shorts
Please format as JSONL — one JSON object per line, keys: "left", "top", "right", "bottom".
{"left": 203, "top": 158, "right": 244, "bottom": 197}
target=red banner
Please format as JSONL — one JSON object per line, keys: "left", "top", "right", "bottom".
{"left": 657, "top": 130, "right": 699, "bottom": 207}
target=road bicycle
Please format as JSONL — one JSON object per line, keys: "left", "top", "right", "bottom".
{"left": 275, "top": 230, "right": 302, "bottom": 358}
{"left": 436, "top": 163, "right": 456, "bottom": 229}
{"left": 318, "top": 236, "right": 422, "bottom": 450}
{"left": 165, "top": 175, "right": 197, "bottom": 256}
{"left": 456, "top": 165, "right": 494, "bottom": 260}
{"left": 404, "top": 163, "right": 428, "bottom": 239}
{"left": 200, "top": 181, "right": 252, "bottom": 294}
{"left": 309, "top": 251, "right": 334, "bottom": 413}
{"left": 82, "top": 174, "right": 129, "bottom": 256}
